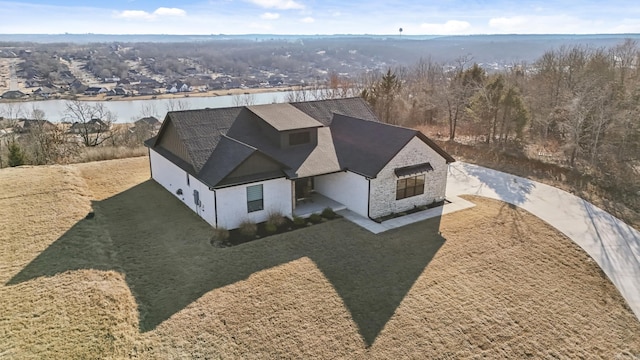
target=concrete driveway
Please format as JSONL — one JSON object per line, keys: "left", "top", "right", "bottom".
{"left": 446, "top": 162, "right": 640, "bottom": 322}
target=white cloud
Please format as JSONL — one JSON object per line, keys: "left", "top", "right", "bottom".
{"left": 420, "top": 20, "right": 471, "bottom": 34}
{"left": 301, "top": 16, "right": 315, "bottom": 23}
{"left": 115, "top": 7, "right": 186, "bottom": 20}
{"left": 260, "top": 12, "right": 280, "bottom": 20}
{"left": 248, "top": 0, "right": 304, "bottom": 10}
{"left": 153, "top": 7, "right": 187, "bottom": 17}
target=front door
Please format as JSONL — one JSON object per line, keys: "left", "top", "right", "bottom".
{"left": 295, "top": 177, "right": 314, "bottom": 200}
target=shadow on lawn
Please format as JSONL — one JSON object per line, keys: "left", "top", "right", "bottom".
{"left": 7, "top": 180, "right": 445, "bottom": 347}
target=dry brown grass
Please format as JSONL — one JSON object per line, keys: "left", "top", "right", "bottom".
{"left": 1, "top": 157, "right": 639, "bottom": 359}
{"left": 74, "top": 146, "right": 148, "bottom": 165}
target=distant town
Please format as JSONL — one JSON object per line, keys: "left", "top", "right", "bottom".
{"left": 2, "top": 34, "right": 639, "bottom": 102}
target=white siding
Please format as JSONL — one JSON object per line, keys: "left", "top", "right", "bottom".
{"left": 215, "top": 178, "right": 292, "bottom": 230}
{"left": 369, "top": 137, "right": 448, "bottom": 219}
{"left": 149, "top": 149, "right": 216, "bottom": 226}
{"left": 315, "top": 171, "right": 369, "bottom": 217}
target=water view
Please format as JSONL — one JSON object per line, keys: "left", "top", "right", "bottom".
{"left": 0, "top": 91, "right": 296, "bottom": 122}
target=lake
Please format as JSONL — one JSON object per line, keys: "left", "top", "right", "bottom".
{"left": 0, "top": 91, "right": 300, "bottom": 122}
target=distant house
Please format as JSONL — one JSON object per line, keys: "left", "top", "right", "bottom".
{"left": 102, "top": 76, "right": 121, "bottom": 83}
{"left": 14, "top": 119, "right": 56, "bottom": 133}
{"left": 106, "top": 87, "right": 128, "bottom": 96}
{"left": 144, "top": 97, "right": 455, "bottom": 230}
{"left": 1, "top": 90, "right": 26, "bottom": 100}
{"left": 84, "top": 87, "right": 108, "bottom": 96}
{"left": 69, "top": 79, "right": 88, "bottom": 94}
{"left": 137, "top": 87, "right": 157, "bottom": 96}
{"left": 32, "top": 86, "right": 58, "bottom": 98}
{"left": 134, "top": 116, "right": 162, "bottom": 133}
{"left": 69, "top": 119, "right": 110, "bottom": 134}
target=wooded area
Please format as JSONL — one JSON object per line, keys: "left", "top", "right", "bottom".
{"left": 360, "top": 40, "right": 640, "bottom": 217}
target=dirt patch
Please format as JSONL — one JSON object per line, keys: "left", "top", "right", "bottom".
{"left": 1, "top": 158, "right": 638, "bottom": 358}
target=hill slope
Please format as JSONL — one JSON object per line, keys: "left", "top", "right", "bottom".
{"left": 1, "top": 157, "right": 638, "bottom": 358}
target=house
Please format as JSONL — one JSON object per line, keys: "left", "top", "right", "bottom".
{"left": 134, "top": 116, "right": 162, "bottom": 132}
{"left": 14, "top": 119, "right": 56, "bottom": 133}
{"left": 84, "top": 87, "right": 107, "bottom": 96}
{"left": 137, "top": 87, "right": 157, "bottom": 96}
{"left": 144, "top": 98, "right": 454, "bottom": 230}
{"left": 68, "top": 79, "right": 88, "bottom": 94}
{"left": 68, "top": 119, "right": 110, "bottom": 134}
{"left": 32, "top": 86, "right": 58, "bottom": 98}
{"left": 106, "top": 87, "right": 128, "bottom": 96}
{"left": 1, "top": 90, "right": 26, "bottom": 100}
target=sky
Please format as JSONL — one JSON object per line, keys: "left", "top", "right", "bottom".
{"left": 0, "top": 0, "right": 639, "bottom": 35}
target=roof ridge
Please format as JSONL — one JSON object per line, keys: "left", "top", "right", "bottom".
{"left": 331, "top": 112, "right": 417, "bottom": 132}
{"left": 220, "top": 134, "right": 258, "bottom": 151}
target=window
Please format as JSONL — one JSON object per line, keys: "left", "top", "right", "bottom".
{"left": 247, "top": 184, "right": 264, "bottom": 212}
{"left": 289, "top": 131, "right": 311, "bottom": 146}
{"left": 396, "top": 175, "right": 425, "bottom": 200}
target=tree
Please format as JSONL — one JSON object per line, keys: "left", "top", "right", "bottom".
{"left": 361, "top": 68, "right": 402, "bottom": 124}
{"left": 445, "top": 62, "right": 485, "bottom": 140}
{"left": 7, "top": 138, "right": 26, "bottom": 167}
{"left": 63, "top": 100, "right": 116, "bottom": 147}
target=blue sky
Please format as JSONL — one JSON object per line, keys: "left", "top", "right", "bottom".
{"left": 1, "top": 0, "right": 639, "bottom": 35}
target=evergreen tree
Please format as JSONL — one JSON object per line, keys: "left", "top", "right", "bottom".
{"left": 8, "top": 139, "right": 26, "bottom": 167}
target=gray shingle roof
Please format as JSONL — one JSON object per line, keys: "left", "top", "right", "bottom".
{"left": 197, "top": 136, "right": 257, "bottom": 187}
{"left": 330, "top": 113, "right": 418, "bottom": 178}
{"left": 291, "top": 97, "right": 378, "bottom": 125}
{"left": 147, "top": 97, "right": 454, "bottom": 187}
{"left": 247, "top": 103, "right": 323, "bottom": 131}
{"left": 164, "top": 107, "right": 243, "bottom": 172}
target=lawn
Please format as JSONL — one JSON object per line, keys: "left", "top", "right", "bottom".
{"left": 1, "top": 157, "right": 638, "bottom": 359}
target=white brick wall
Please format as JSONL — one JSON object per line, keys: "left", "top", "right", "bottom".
{"left": 369, "top": 136, "right": 448, "bottom": 219}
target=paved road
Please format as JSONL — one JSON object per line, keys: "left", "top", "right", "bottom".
{"left": 446, "top": 162, "right": 640, "bottom": 321}
{"left": 8, "top": 59, "right": 18, "bottom": 91}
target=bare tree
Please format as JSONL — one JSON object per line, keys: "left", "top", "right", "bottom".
{"left": 63, "top": 100, "right": 116, "bottom": 147}
{"left": 165, "top": 99, "right": 189, "bottom": 112}
{"left": 232, "top": 92, "right": 256, "bottom": 106}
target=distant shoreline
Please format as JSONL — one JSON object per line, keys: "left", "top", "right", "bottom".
{"left": 0, "top": 86, "right": 301, "bottom": 104}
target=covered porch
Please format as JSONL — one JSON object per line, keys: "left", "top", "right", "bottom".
{"left": 293, "top": 192, "right": 347, "bottom": 218}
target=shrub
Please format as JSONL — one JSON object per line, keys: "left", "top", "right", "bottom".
{"left": 293, "top": 216, "right": 306, "bottom": 226}
{"left": 265, "top": 222, "right": 277, "bottom": 234}
{"left": 238, "top": 220, "right": 257, "bottom": 238}
{"left": 321, "top": 207, "right": 336, "bottom": 219}
{"left": 309, "top": 213, "right": 323, "bottom": 224}
{"left": 212, "top": 227, "right": 229, "bottom": 241}
{"left": 266, "top": 211, "right": 286, "bottom": 227}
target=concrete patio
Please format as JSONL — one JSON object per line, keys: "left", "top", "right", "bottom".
{"left": 293, "top": 192, "right": 347, "bottom": 218}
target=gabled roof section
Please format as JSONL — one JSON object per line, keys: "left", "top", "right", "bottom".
{"left": 197, "top": 136, "right": 257, "bottom": 187}
{"left": 291, "top": 97, "right": 378, "bottom": 125}
{"left": 162, "top": 106, "right": 243, "bottom": 172}
{"left": 415, "top": 132, "right": 456, "bottom": 164}
{"left": 247, "top": 103, "right": 323, "bottom": 131}
{"left": 330, "top": 113, "right": 417, "bottom": 178}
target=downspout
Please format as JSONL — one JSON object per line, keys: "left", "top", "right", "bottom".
{"left": 212, "top": 188, "right": 218, "bottom": 228}
{"left": 148, "top": 148, "right": 153, "bottom": 178}
{"left": 367, "top": 178, "right": 376, "bottom": 222}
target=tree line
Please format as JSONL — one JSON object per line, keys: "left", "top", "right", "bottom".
{"left": 361, "top": 40, "right": 640, "bottom": 209}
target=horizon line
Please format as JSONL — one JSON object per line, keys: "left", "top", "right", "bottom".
{"left": 1, "top": 33, "right": 640, "bottom": 37}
